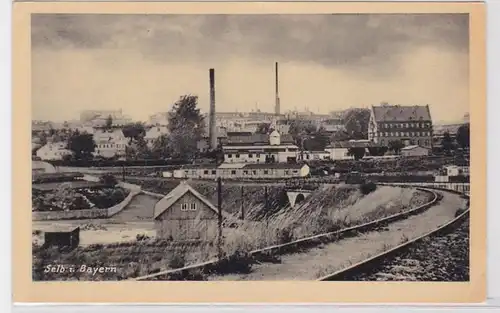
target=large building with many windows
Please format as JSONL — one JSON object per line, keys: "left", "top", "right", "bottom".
{"left": 368, "top": 104, "right": 433, "bottom": 149}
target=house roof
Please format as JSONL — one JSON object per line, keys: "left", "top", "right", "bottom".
{"left": 326, "top": 141, "right": 380, "bottom": 149}
{"left": 244, "top": 163, "right": 307, "bottom": 170}
{"left": 154, "top": 181, "right": 225, "bottom": 219}
{"left": 401, "top": 145, "right": 428, "bottom": 151}
{"left": 224, "top": 133, "right": 294, "bottom": 146}
{"left": 372, "top": 105, "right": 431, "bottom": 122}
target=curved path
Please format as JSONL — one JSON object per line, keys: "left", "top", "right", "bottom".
{"left": 110, "top": 193, "right": 160, "bottom": 222}
{"left": 207, "top": 189, "right": 467, "bottom": 281}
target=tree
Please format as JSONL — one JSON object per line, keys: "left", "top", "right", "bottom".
{"left": 99, "top": 173, "right": 118, "bottom": 187}
{"left": 456, "top": 123, "right": 470, "bottom": 149}
{"left": 122, "top": 123, "right": 146, "bottom": 141}
{"left": 256, "top": 123, "right": 271, "bottom": 134}
{"left": 388, "top": 140, "right": 404, "bottom": 154}
{"left": 105, "top": 115, "right": 113, "bottom": 130}
{"left": 441, "top": 132, "right": 454, "bottom": 152}
{"left": 150, "top": 135, "right": 171, "bottom": 159}
{"left": 126, "top": 137, "right": 151, "bottom": 160}
{"left": 167, "top": 95, "right": 205, "bottom": 159}
{"left": 67, "top": 133, "right": 95, "bottom": 160}
{"left": 347, "top": 147, "right": 366, "bottom": 160}
{"left": 342, "top": 108, "right": 371, "bottom": 139}
{"left": 367, "top": 146, "right": 388, "bottom": 156}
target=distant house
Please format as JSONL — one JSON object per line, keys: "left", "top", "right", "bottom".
{"left": 368, "top": 104, "right": 433, "bottom": 148}
{"left": 154, "top": 181, "right": 224, "bottom": 241}
{"left": 35, "top": 142, "right": 73, "bottom": 161}
{"left": 93, "top": 129, "right": 128, "bottom": 159}
{"left": 222, "top": 130, "right": 299, "bottom": 164}
{"left": 299, "top": 151, "right": 331, "bottom": 161}
{"left": 175, "top": 162, "right": 310, "bottom": 180}
{"left": 324, "top": 141, "right": 380, "bottom": 160}
{"left": 144, "top": 126, "right": 169, "bottom": 148}
{"left": 441, "top": 165, "right": 469, "bottom": 177}
{"left": 400, "top": 145, "right": 430, "bottom": 157}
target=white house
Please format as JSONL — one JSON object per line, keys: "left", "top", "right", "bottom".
{"left": 324, "top": 141, "right": 381, "bottom": 160}
{"left": 400, "top": 145, "right": 430, "bottom": 157}
{"left": 299, "top": 151, "right": 331, "bottom": 161}
{"left": 35, "top": 142, "right": 73, "bottom": 161}
{"left": 222, "top": 130, "right": 299, "bottom": 164}
{"left": 144, "top": 126, "right": 169, "bottom": 148}
{"left": 174, "top": 163, "right": 310, "bottom": 179}
{"left": 442, "top": 165, "right": 469, "bottom": 176}
{"left": 93, "top": 129, "right": 128, "bottom": 159}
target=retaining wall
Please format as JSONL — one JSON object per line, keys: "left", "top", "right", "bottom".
{"left": 32, "top": 182, "right": 143, "bottom": 221}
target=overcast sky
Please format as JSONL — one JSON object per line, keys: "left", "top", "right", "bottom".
{"left": 32, "top": 14, "right": 469, "bottom": 123}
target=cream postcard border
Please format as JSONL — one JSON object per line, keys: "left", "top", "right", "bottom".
{"left": 12, "top": 1, "right": 487, "bottom": 303}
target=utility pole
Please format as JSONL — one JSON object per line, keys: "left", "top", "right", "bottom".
{"left": 241, "top": 185, "right": 245, "bottom": 220}
{"left": 217, "top": 177, "right": 223, "bottom": 259}
{"left": 265, "top": 186, "right": 269, "bottom": 228}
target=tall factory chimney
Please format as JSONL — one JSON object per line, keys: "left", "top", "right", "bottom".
{"left": 275, "top": 62, "right": 280, "bottom": 116}
{"left": 209, "top": 68, "right": 217, "bottom": 151}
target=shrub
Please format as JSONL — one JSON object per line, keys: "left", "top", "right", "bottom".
{"left": 277, "top": 227, "right": 294, "bottom": 244}
{"left": 168, "top": 251, "right": 186, "bottom": 269}
{"left": 360, "top": 182, "right": 377, "bottom": 195}
{"left": 100, "top": 173, "right": 118, "bottom": 187}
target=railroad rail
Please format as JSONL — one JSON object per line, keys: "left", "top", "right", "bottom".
{"left": 133, "top": 186, "right": 439, "bottom": 281}
{"left": 317, "top": 188, "right": 469, "bottom": 281}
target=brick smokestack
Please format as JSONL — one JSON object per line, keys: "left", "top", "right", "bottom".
{"left": 209, "top": 68, "right": 217, "bottom": 151}
{"left": 275, "top": 62, "right": 280, "bottom": 116}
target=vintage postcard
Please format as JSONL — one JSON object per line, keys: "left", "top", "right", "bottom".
{"left": 13, "top": 1, "right": 486, "bottom": 304}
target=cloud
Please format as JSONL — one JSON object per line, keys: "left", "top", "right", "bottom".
{"left": 32, "top": 13, "right": 469, "bottom": 71}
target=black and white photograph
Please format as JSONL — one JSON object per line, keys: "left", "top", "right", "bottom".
{"left": 30, "top": 13, "right": 472, "bottom": 283}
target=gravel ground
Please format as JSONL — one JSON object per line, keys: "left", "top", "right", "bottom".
{"left": 207, "top": 190, "right": 467, "bottom": 281}
{"left": 350, "top": 218, "right": 470, "bottom": 281}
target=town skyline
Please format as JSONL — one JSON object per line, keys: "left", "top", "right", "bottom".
{"left": 32, "top": 14, "right": 469, "bottom": 123}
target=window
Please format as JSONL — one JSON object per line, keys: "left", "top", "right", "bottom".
{"left": 249, "top": 153, "right": 253, "bottom": 158}
{"left": 252, "top": 170, "right": 257, "bottom": 175}
{"left": 417, "top": 140, "right": 421, "bottom": 145}
{"left": 204, "top": 170, "right": 209, "bottom": 175}
{"left": 256, "top": 153, "right": 261, "bottom": 158}
{"left": 181, "top": 203, "right": 188, "bottom": 211}
{"left": 211, "top": 170, "right": 216, "bottom": 175}
{"left": 231, "top": 170, "right": 236, "bottom": 175}
{"left": 404, "top": 123, "right": 408, "bottom": 128}
{"left": 243, "top": 170, "right": 249, "bottom": 175}
{"left": 306, "top": 154, "right": 310, "bottom": 159}
{"left": 380, "top": 139, "right": 385, "bottom": 145}
{"left": 293, "top": 170, "right": 299, "bottom": 174}
{"left": 406, "top": 132, "right": 410, "bottom": 137}
{"left": 396, "top": 132, "right": 400, "bottom": 137}
{"left": 236, "top": 154, "right": 240, "bottom": 158}
{"left": 285, "top": 170, "right": 289, "bottom": 175}
{"left": 424, "top": 140, "right": 429, "bottom": 146}
{"left": 190, "top": 203, "right": 197, "bottom": 211}
{"left": 228, "top": 154, "right": 232, "bottom": 158}
{"left": 264, "top": 170, "right": 269, "bottom": 174}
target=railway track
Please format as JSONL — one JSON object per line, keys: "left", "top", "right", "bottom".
{"left": 318, "top": 192, "right": 469, "bottom": 282}
{"left": 135, "top": 187, "right": 468, "bottom": 281}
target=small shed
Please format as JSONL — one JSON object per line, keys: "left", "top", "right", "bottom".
{"left": 401, "top": 145, "right": 430, "bottom": 157}
{"left": 43, "top": 226, "right": 80, "bottom": 249}
{"left": 154, "top": 181, "right": 226, "bottom": 241}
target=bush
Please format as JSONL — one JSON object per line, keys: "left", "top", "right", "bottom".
{"left": 360, "top": 182, "right": 377, "bottom": 195}
{"left": 168, "top": 251, "right": 186, "bottom": 269}
{"left": 277, "top": 227, "right": 294, "bottom": 244}
{"left": 99, "top": 173, "right": 118, "bottom": 187}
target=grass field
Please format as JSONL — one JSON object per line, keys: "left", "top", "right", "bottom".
{"left": 32, "top": 184, "right": 433, "bottom": 280}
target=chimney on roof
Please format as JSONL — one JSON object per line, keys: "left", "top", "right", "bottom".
{"left": 209, "top": 69, "right": 217, "bottom": 151}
